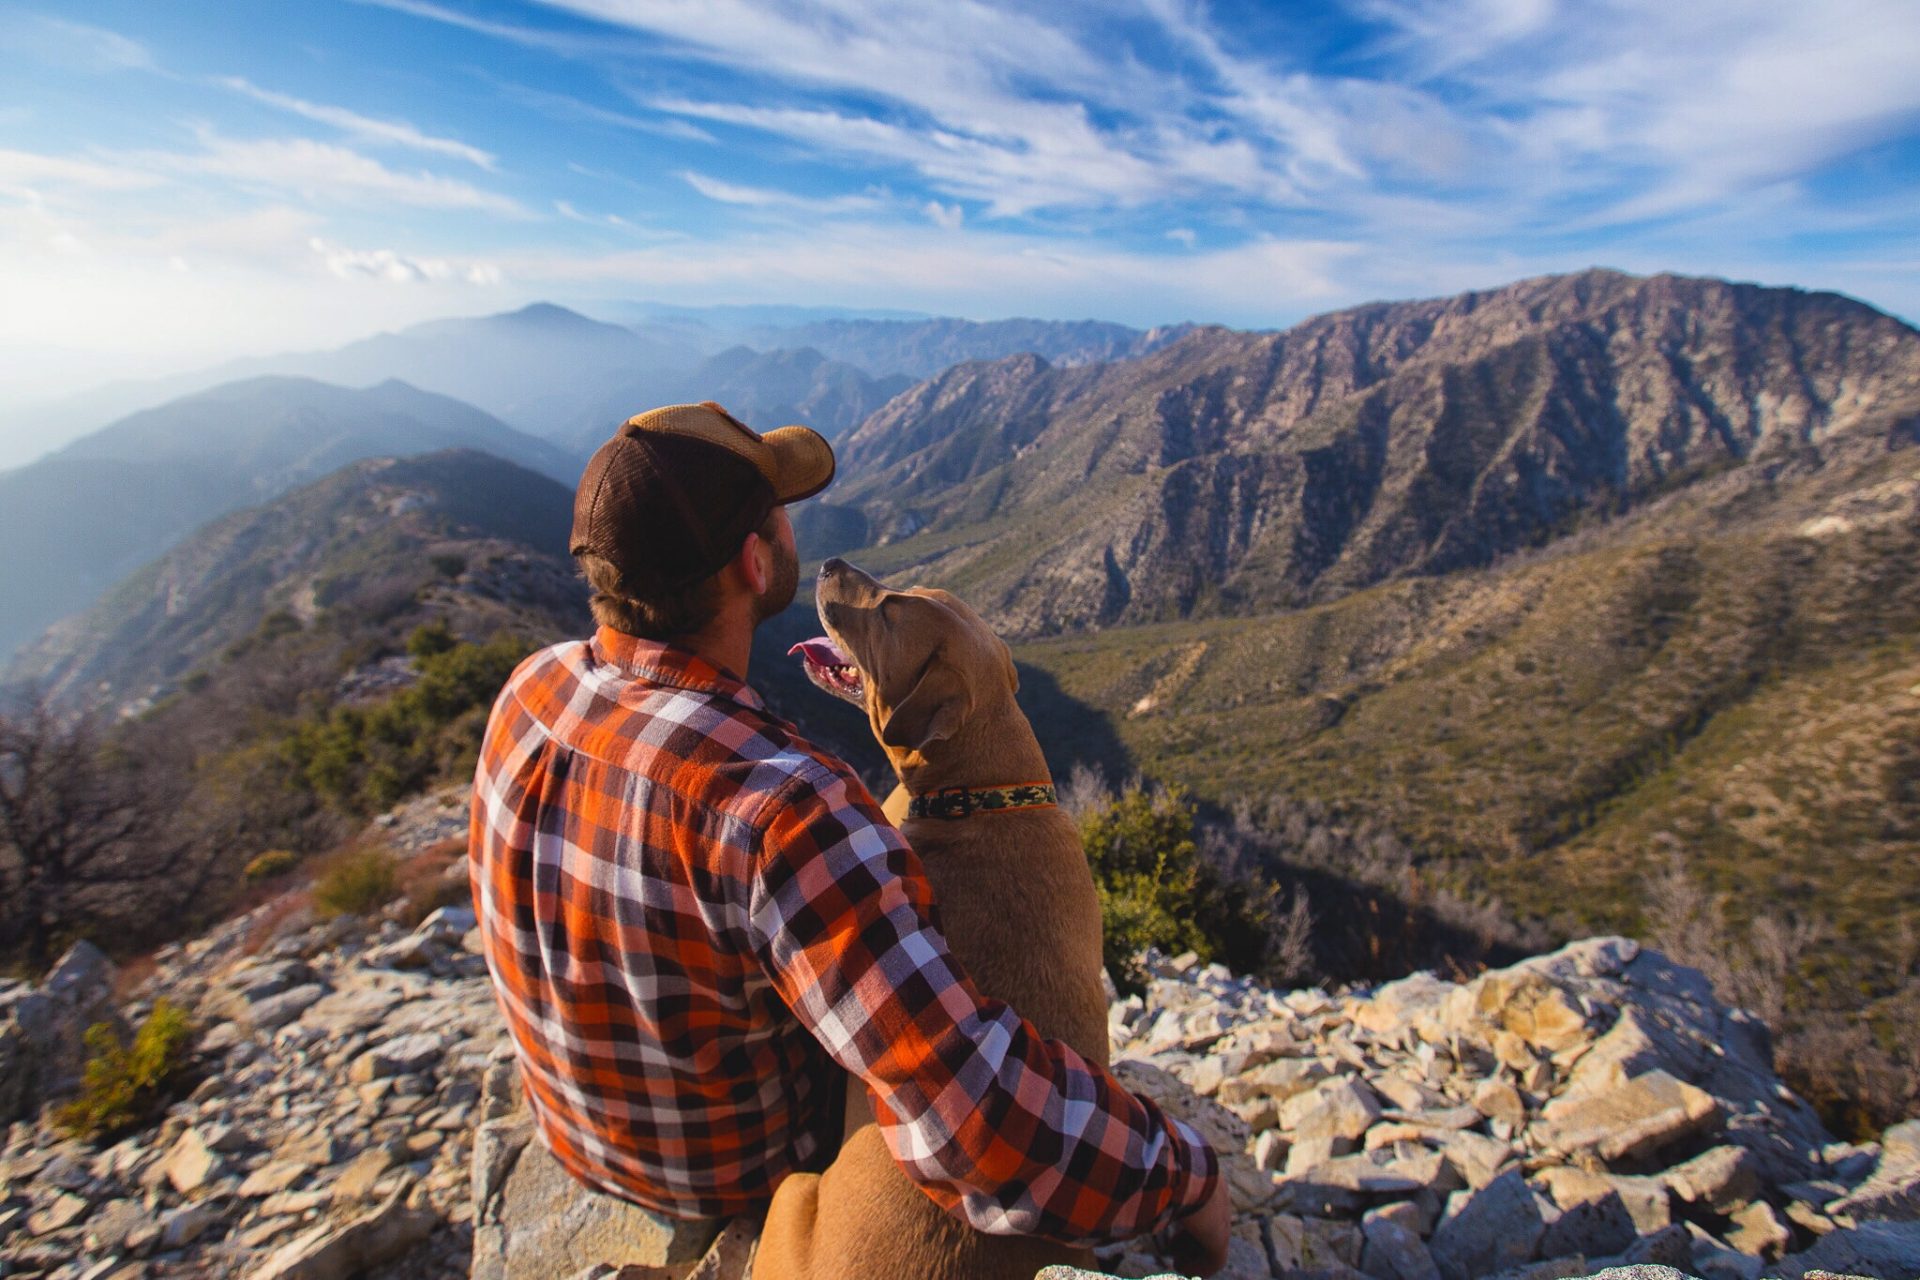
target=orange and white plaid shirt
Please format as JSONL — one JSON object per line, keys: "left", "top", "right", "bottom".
{"left": 469, "top": 627, "right": 1219, "bottom": 1243}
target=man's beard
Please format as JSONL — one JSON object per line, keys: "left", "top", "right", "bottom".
{"left": 753, "top": 536, "right": 799, "bottom": 625}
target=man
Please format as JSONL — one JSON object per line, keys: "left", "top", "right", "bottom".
{"left": 470, "top": 402, "right": 1229, "bottom": 1271}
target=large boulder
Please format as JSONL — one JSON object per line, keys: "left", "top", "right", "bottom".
{"left": 470, "top": 1098, "right": 720, "bottom": 1280}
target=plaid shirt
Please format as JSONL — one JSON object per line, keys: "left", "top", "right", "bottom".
{"left": 469, "top": 627, "right": 1219, "bottom": 1243}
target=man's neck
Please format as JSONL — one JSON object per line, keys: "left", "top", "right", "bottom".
{"left": 678, "top": 602, "right": 756, "bottom": 682}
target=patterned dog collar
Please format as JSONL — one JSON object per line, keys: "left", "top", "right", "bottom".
{"left": 906, "top": 782, "right": 1058, "bottom": 821}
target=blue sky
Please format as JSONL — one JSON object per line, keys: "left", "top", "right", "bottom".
{"left": 3, "top": 0, "right": 1918, "bottom": 406}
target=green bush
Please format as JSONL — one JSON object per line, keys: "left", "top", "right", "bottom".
{"left": 1081, "top": 783, "right": 1292, "bottom": 994}
{"left": 242, "top": 849, "right": 298, "bottom": 883}
{"left": 283, "top": 632, "right": 526, "bottom": 815}
{"left": 55, "top": 1000, "right": 195, "bottom": 1141}
{"left": 313, "top": 848, "right": 400, "bottom": 918}
{"left": 1081, "top": 786, "right": 1215, "bottom": 992}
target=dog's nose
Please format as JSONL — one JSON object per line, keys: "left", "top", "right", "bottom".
{"left": 819, "top": 557, "right": 846, "bottom": 579}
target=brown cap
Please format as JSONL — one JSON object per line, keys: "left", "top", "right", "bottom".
{"left": 571, "top": 402, "right": 835, "bottom": 591}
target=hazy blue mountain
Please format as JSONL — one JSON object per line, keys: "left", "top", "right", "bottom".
{"left": 0, "top": 376, "right": 577, "bottom": 661}
{"left": 736, "top": 316, "right": 1197, "bottom": 380}
{"left": 564, "top": 344, "right": 915, "bottom": 452}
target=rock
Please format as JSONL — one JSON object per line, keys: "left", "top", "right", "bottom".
{"left": 1880, "top": 1118, "right": 1920, "bottom": 1169}
{"left": 1826, "top": 1161, "right": 1920, "bottom": 1223}
{"left": 332, "top": 1144, "right": 398, "bottom": 1203}
{"left": 1765, "top": 1217, "right": 1920, "bottom": 1278}
{"left": 255, "top": 1186, "right": 438, "bottom": 1280}
{"left": 469, "top": 1113, "right": 718, "bottom": 1280}
{"left": 1284, "top": 1077, "right": 1384, "bottom": 1144}
{"left": 1607, "top": 1174, "right": 1676, "bottom": 1233}
{"left": 348, "top": 1032, "right": 446, "bottom": 1082}
{"left": 1534, "top": 1069, "right": 1721, "bottom": 1164}
{"left": 1435, "top": 1131, "right": 1515, "bottom": 1191}
{"left": 159, "top": 1200, "right": 224, "bottom": 1249}
{"left": 1533, "top": 1167, "right": 1638, "bottom": 1260}
{"left": 1666, "top": 1146, "right": 1765, "bottom": 1215}
{"left": 1217, "top": 1056, "right": 1331, "bottom": 1108}
{"left": 1617, "top": 1222, "right": 1697, "bottom": 1269}
{"left": 1253, "top": 1129, "right": 1288, "bottom": 1171}
{"left": 0, "top": 941, "right": 120, "bottom": 1123}
{"left": 26, "top": 1191, "right": 90, "bottom": 1234}
{"left": 1429, "top": 1169, "right": 1558, "bottom": 1280}
{"left": 1270, "top": 1212, "right": 1365, "bottom": 1271}
{"left": 1725, "top": 1200, "right": 1791, "bottom": 1259}
{"left": 1362, "top": 1204, "right": 1443, "bottom": 1280}
{"left": 1472, "top": 1079, "right": 1527, "bottom": 1129}
{"left": 239, "top": 1160, "right": 311, "bottom": 1197}
{"left": 163, "top": 1127, "right": 225, "bottom": 1194}
{"left": 248, "top": 983, "right": 328, "bottom": 1031}
{"left": 1111, "top": 1059, "right": 1274, "bottom": 1212}
{"left": 80, "top": 1198, "right": 145, "bottom": 1253}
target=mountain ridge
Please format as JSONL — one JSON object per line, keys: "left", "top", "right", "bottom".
{"left": 0, "top": 378, "right": 578, "bottom": 662}
{"left": 833, "top": 270, "right": 1920, "bottom": 636}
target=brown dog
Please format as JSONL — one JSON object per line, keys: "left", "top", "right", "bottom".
{"left": 755, "top": 559, "right": 1111, "bottom": 1280}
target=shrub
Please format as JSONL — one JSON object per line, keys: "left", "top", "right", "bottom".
{"left": 242, "top": 849, "right": 298, "bottom": 883}
{"left": 283, "top": 632, "right": 526, "bottom": 815}
{"left": 1081, "top": 784, "right": 1211, "bottom": 992}
{"left": 55, "top": 999, "right": 195, "bottom": 1141}
{"left": 313, "top": 847, "right": 400, "bottom": 918}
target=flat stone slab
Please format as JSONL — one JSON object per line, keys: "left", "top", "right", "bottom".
{"left": 1534, "top": 1069, "right": 1720, "bottom": 1164}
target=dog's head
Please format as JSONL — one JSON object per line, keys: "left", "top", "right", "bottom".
{"left": 790, "top": 558, "right": 1018, "bottom": 763}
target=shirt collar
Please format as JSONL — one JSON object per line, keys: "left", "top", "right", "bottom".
{"left": 589, "top": 625, "right": 768, "bottom": 714}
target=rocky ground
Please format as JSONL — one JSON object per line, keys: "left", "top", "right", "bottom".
{"left": 2, "top": 862, "right": 1917, "bottom": 1279}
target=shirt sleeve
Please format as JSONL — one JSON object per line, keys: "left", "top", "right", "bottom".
{"left": 744, "top": 761, "right": 1220, "bottom": 1245}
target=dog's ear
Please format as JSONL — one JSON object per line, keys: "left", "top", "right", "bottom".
{"left": 998, "top": 635, "right": 1019, "bottom": 693}
{"left": 880, "top": 656, "right": 970, "bottom": 752}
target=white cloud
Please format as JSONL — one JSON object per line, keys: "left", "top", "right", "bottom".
{"left": 148, "top": 133, "right": 527, "bottom": 216}
{"left": 678, "top": 171, "right": 883, "bottom": 214}
{"left": 309, "top": 237, "right": 504, "bottom": 285}
{"left": 0, "top": 148, "right": 162, "bottom": 195}
{"left": 924, "top": 200, "right": 963, "bottom": 230}
{"left": 3, "top": 14, "right": 153, "bottom": 73}
{"left": 217, "top": 77, "right": 498, "bottom": 170}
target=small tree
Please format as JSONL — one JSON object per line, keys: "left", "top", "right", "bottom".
{"left": 0, "top": 693, "right": 188, "bottom": 972}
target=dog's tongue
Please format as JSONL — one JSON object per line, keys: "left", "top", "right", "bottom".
{"left": 788, "top": 637, "right": 851, "bottom": 668}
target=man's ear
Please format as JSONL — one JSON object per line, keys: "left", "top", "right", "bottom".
{"left": 880, "top": 657, "right": 970, "bottom": 752}
{"left": 736, "top": 531, "right": 769, "bottom": 595}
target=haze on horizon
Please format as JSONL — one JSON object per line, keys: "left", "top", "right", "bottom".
{"left": 3, "top": 0, "right": 1918, "bottom": 428}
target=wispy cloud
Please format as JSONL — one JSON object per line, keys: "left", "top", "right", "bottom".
{"left": 144, "top": 132, "right": 527, "bottom": 216}
{"left": 2, "top": 13, "right": 153, "bottom": 73}
{"left": 678, "top": 170, "right": 884, "bottom": 214}
{"left": 217, "top": 77, "right": 498, "bottom": 170}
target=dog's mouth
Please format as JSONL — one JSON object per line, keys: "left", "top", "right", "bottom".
{"left": 788, "top": 636, "right": 866, "bottom": 705}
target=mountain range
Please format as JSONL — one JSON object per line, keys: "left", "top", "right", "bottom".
{"left": 7, "top": 268, "right": 1916, "bottom": 1064}
{"left": 834, "top": 270, "right": 1920, "bottom": 636}
{"left": 0, "top": 378, "right": 577, "bottom": 660}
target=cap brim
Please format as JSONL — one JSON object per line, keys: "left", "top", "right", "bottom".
{"left": 762, "top": 425, "right": 836, "bottom": 503}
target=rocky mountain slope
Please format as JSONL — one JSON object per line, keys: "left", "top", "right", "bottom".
{"left": 2, "top": 839, "right": 1914, "bottom": 1279}
{"left": 4, "top": 450, "right": 585, "bottom": 715}
{"left": 0, "top": 378, "right": 578, "bottom": 663}
{"left": 832, "top": 270, "right": 1920, "bottom": 637}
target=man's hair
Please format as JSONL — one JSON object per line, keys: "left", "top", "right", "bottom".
{"left": 579, "top": 508, "right": 780, "bottom": 639}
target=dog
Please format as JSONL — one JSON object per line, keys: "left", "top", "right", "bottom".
{"left": 756, "top": 558, "right": 1112, "bottom": 1280}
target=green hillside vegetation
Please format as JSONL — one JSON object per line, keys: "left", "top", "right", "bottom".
{"left": 1006, "top": 446, "right": 1919, "bottom": 1129}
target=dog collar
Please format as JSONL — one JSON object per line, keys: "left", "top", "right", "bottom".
{"left": 906, "top": 782, "right": 1058, "bottom": 821}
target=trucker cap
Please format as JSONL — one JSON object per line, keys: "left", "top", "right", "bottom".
{"left": 570, "top": 401, "right": 835, "bottom": 591}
